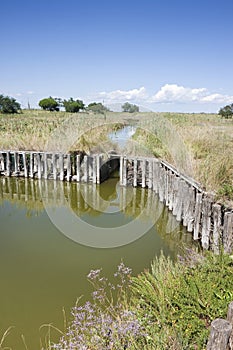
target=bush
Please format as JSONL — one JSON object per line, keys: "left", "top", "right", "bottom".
{"left": 38, "top": 97, "right": 59, "bottom": 111}
{"left": 218, "top": 104, "right": 233, "bottom": 118}
{"left": 0, "top": 94, "right": 21, "bottom": 114}
{"left": 63, "top": 98, "right": 84, "bottom": 113}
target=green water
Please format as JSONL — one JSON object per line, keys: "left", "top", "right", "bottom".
{"left": 0, "top": 175, "right": 195, "bottom": 349}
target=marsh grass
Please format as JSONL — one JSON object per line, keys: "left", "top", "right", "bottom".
{"left": 1, "top": 110, "right": 232, "bottom": 203}
{"left": 132, "top": 112, "right": 233, "bottom": 205}
{"left": 43, "top": 251, "right": 233, "bottom": 350}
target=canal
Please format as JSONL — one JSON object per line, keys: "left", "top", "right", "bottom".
{"left": 0, "top": 174, "right": 196, "bottom": 349}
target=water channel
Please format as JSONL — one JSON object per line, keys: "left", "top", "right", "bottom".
{"left": 0, "top": 126, "right": 197, "bottom": 349}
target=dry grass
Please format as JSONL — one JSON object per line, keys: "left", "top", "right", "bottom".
{"left": 0, "top": 110, "right": 232, "bottom": 205}
{"left": 133, "top": 112, "right": 233, "bottom": 206}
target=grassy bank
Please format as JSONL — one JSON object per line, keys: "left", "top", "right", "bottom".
{"left": 42, "top": 251, "right": 233, "bottom": 350}
{"left": 131, "top": 112, "right": 233, "bottom": 206}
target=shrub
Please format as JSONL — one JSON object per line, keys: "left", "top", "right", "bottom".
{"left": 0, "top": 94, "right": 21, "bottom": 114}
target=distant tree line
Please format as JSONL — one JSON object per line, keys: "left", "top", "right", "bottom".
{"left": 38, "top": 96, "right": 109, "bottom": 114}
{"left": 0, "top": 93, "right": 142, "bottom": 115}
{"left": 1, "top": 92, "right": 232, "bottom": 118}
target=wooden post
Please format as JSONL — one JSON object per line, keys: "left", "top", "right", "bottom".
{"left": 201, "top": 196, "right": 212, "bottom": 250}
{"left": 0, "top": 152, "right": 5, "bottom": 172}
{"left": 193, "top": 192, "right": 203, "bottom": 240}
{"left": 207, "top": 318, "right": 232, "bottom": 350}
{"left": 76, "top": 154, "right": 81, "bottom": 182}
{"left": 123, "top": 157, "right": 127, "bottom": 186}
{"left": 158, "top": 166, "right": 165, "bottom": 202}
{"left": 152, "top": 159, "right": 159, "bottom": 194}
{"left": 43, "top": 153, "right": 48, "bottom": 179}
{"left": 141, "top": 159, "right": 146, "bottom": 188}
{"left": 66, "top": 154, "right": 71, "bottom": 182}
{"left": 97, "top": 155, "right": 101, "bottom": 184}
{"left": 212, "top": 204, "right": 222, "bottom": 254}
{"left": 148, "top": 159, "right": 153, "bottom": 189}
{"left": 29, "top": 152, "right": 34, "bottom": 178}
{"left": 223, "top": 212, "right": 233, "bottom": 254}
{"left": 133, "top": 158, "right": 137, "bottom": 187}
{"left": 52, "top": 153, "right": 57, "bottom": 180}
{"left": 119, "top": 156, "right": 123, "bottom": 186}
{"left": 13, "top": 152, "right": 19, "bottom": 175}
{"left": 37, "top": 153, "right": 42, "bottom": 179}
{"left": 22, "top": 152, "right": 28, "bottom": 178}
{"left": 92, "top": 156, "right": 97, "bottom": 184}
{"left": 83, "top": 155, "right": 88, "bottom": 183}
{"left": 59, "top": 153, "right": 64, "bottom": 181}
{"left": 6, "top": 151, "right": 11, "bottom": 176}
{"left": 187, "top": 187, "right": 195, "bottom": 233}
{"left": 165, "top": 169, "right": 170, "bottom": 206}
{"left": 182, "top": 182, "right": 191, "bottom": 226}
{"left": 176, "top": 179, "right": 185, "bottom": 222}
{"left": 168, "top": 173, "right": 175, "bottom": 211}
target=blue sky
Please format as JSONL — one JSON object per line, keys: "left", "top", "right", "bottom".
{"left": 1, "top": 0, "right": 233, "bottom": 112}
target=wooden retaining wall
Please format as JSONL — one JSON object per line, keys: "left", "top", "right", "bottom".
{"left": 0, "top": 150, "right": 232, "bottom": 253}
{"left": 0, "top": 150, "right": 118, "bottom": 184}
{"left": 120, "top": 156, "right": 233, "bottom": 254}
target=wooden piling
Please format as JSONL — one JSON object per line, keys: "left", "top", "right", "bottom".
{"left": 122, "top": 157, "right": 127, "bottom": 186}
{"left": 83, "top": 155, "right": 88, "bottom": 183}
{"left": 6, "top": 151, "right": 11, "bottom": 176}
{"left": 43, "top": 153, "right": 48, "bottom": 179}
{"left": 66, "top": 154, "right": 71, "bottom": 182}
{"left": 59, "top": 153, "right": 64, "bottom": 181}
{"left": 207, "top": 318, "right": 232, "bottom": 350}
{"left": 141, "top": 159, "right": 146, "bottom": 188}
{"left": 92, "top": 156, "right": 97, "bottom": 184}
{"left": 223, "top": 212, "right": 233, "bottom": 254}
{"left": 37, "top": 153, "right": 42, "bottom": 179}
{"left": 212, "top": 204, "right": 222, "bottom": 254}
{"left": 29, "top": 152, "right": 34, "bottom": 178}
{"left": 193, "top": 192, "right": 203, "bottom": 240}
{"left": 22, "top": 152, "right": 28, "bottom": 178}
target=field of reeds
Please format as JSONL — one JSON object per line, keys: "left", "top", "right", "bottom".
{"left": 132, "top": 112, "right": 233, "bottom": 206}
{"left": 0, "top": 110, "right": 128, "bottom": 153}
{"left": 0, "top": 110, "right": 232, "bottom": 204}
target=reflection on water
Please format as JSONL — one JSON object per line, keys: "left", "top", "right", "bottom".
{"left": 0, "top": 175, "right": 196, "bottom": 349}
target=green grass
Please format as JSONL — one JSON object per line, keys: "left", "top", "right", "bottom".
{"left": 43, "top": 251, "right": 233, "bottom": 350}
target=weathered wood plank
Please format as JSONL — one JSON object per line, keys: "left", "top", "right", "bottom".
{"left": 207, "top": 318, "right": 232, "bottom": 350}
{"left": 212, "top": 204, "right": 222, "bottom": 254}
{"left": 223, "top": 212, "right": 233, "bottom": 254}
{"left": 201, "top": 196, "right": 212, "bottom": 250}
{"left": 193, "top": 192, "right": 203, "bottom": 240}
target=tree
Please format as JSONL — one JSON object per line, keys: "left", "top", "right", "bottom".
{"left": 87, "top": 102, "right": 109, "bottom": 114}
{"left": 218, "top": 104, "right": 233, "bottom": 119}
{"left": 122, "top": 102, "right": 139, "bottom": 113}
{"left": 63, "top": 98, "right": 85, "bottom": 113}
{"left": 0, "top": 94, "right": 21, "bottom": 114}
{"left": 38, "top": 97, "right": 59, "bottom": 111}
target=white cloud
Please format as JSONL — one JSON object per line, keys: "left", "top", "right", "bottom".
{"left": 200, "top": 93, "right": 233, "bottom": 104}
{"left": 99, "top": 86, "right": 147, "bottom": 102}
{"left": 150, "top": 84, "right": 233, "bottom": 105}
{"left": 151, "top": 84, "right": 207, "bottom": 103}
